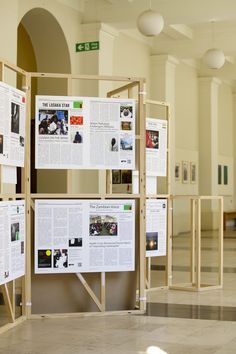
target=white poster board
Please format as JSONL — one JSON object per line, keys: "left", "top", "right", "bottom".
{"left": 146, "top": 199, "right": 167, "bottom": 257}
{"left": 35, "top": 96, "right": 135, "bottom": 170}
{"left": 0, "top": 200, "right": 25, "bottom": 285}
{"left": 35, "top": 199, "right": 135, "bottom": 273}
{"left": 0, "top": 82, "right": 26, "bottom": 167}
{"left": 146, "top": 118, "right": 167, "bottom": 176}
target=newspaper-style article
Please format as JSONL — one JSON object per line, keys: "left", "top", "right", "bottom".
{"left": 35, "top": 199, "right": 135, "bottom": 273}
{"left": 0, "top": 201, "right": 25, "bottom": 285}
{"left": 35, "top": 96, "right": 135, "bottom": 169}
{"left": 146, "top": 199, "right": 167, "bottom": 257}
{"left": 0, "top": 82, "right": 26, "bottom": 167}
{"left": 146, "top": 118, "right": 167, "bottom": 176}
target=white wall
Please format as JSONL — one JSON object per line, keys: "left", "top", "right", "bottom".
{"left": 175, "top": 62, "right": 199, "bottom": 151}
{"left": 113, "top": 33, "right": 150, "bottom": 88}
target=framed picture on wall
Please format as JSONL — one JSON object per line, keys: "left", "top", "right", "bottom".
{"left": 218, "top": 164, "right": 222, "bottom": 185}
{"left": 175, "top": 163, "right": 180, "bottom": 181}
{"left": 190, "top": 162, "right": 196, "bottom": 184}
{"left": 182, "top": 161, "right": 189, "bottom": 183}
{"left": 224, "top": 165, "right": 228, "bottom": 185}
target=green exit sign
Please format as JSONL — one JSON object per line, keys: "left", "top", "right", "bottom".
{"left": 76, "top": 41, "right": 100, "bottom": 52}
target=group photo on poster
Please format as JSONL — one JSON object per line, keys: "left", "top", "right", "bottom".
{"left": 35, "top": 199, "right": 135, "bottom": 274}
{"left": 35, "top": 96, "right": 135, "bottom": 170}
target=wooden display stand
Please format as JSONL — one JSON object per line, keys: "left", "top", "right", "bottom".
{"left": 28, "top": 73, "right": 146, "bottom": 318}
{"left": 0, "top": 59, "right": 29, "bottom": 334}
{"left": 169, "top": 195, "right": 223, "bottom": 291}
{"left": 0, "top": 59, "right": 224, "bottom": 335}
{"left": 144, "top": 100, "right": 171, "bottom": 292}
{"left": 0, "top": 59, "right": 148, "bottom": 332}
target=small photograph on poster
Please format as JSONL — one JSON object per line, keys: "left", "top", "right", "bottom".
{"left": 182, "top": 161, "right": 189, "bottom": 183}
{"left": 121, "top": 170, "right": 132, "bottom": 184}
{"left": 121, "top": 122, "right": 132, "bottom": 131}
{"left": 112, "top": 170, "right": 121, "bottom": 184}
{"left": 89, "top": 215, "right": 118, "bottom": 236}
{"left": 11, "top": 222, "right": 20, "bottom": 241}
{"left": 120, "top": 105, "right": 133, "bottom": 119}
{"left": 19, "top": 136, "right": 24, "bottom": 147}
{"left": 0, "top": 134, "right": 3, "bottom": 154}
{"left": 71, "top": 131, "right": 83, "bottom": 143}
{"left": 70, "top": 116, "right": 83, "bottom": 125}
{"left": 69, "top": 238, "right": 82, "bottom": 247}
{"left": 38, "top": 250, "right": 52, "bottom": 268}
{"left": 175, "top": 163, "right": 180, "bottom": 181}
{"left": 146, "top": 232, "right": 158, "bottom": 251}
{"left": 146, "top": 130, "right": 159, "bottom": 149}
{"left": 11, "top": 102, "right": 20, "bottom": 134}
{"left": 21, "top": 241, "right": 24, "bottom": 254}
{"left": 53, "top": 249, "right": 68, "bottom": 268}
{"left": 110, "top": 137, "right": 118, "bottom": 152}
{"left": 120, "top": 136, "right": 133, "bottom": 151}
{"left": 38, "top": 110, "right": 68, "bottom": 135}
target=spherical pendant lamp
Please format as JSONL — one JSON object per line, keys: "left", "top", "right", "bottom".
{"left": 203, "top": 48, "right": 225, "bottom": 69}
{"left": 137, "top": 9, "right": 164, "bottom": 36}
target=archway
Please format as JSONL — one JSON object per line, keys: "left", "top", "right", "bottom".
{"left": 17, "top": 7, "right": 71, "bottom": 194}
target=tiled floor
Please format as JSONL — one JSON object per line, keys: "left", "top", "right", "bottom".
{"left": 1, "top": 228, "right": 236, "bottom": 353}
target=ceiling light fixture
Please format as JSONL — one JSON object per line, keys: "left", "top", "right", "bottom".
{"left": 203, "top": 21, "right": 225, "bottom": 69}
{"left": 137, "top": 0, "right": 164, "bottom": 37}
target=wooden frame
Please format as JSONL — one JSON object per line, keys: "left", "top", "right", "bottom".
{"left": 0, "top": 58, "right": 28, "bottom": 334}
{"left": 143, "top": 100, "right": 171, "bottom": 292}
{"left": 105, "top": 94, "right": 171, "bottom": 293}
{"left": 169, "top": 195, "right": 223, "bottom": 292}
{"left": 25, "top": 73, "right": 147, "bottom": 318}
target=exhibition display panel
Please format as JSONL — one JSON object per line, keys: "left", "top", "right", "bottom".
{"left": 0, "top": 58, "right": 224, "bottom": 335}
{"left": 0, "top": 59, "right": 28, "bottom": 334}
{"left": 0, "top": 59, "right": 147, "bottom": 332}
{"left": 107, "top": 87, "right": 172, "bottom": 291}
{"left": 28, "top": 72, "right": 147, "bottom": 319}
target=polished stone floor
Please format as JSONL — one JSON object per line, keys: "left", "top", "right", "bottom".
{"left": 1, "top": 228, "right": 236, "bottom": 353}
{"left": 1, "top": 315, "right": 236, "bottom": 353}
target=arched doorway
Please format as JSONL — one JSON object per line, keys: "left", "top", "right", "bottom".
{"left": 17, "top": 7, "right": 71, "bottom": 194}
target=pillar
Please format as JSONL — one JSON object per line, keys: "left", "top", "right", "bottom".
{"left": 150, "top": 55, "right": 179, "bottom": 193}
{"left": 199, "top": 77, "right": 221, "bottom": 228}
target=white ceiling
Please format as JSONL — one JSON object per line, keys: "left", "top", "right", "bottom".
{"left": 79, "top": 0, "right": 236, "bottom": 84}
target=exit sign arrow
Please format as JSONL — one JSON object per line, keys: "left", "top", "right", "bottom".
{"left": 76, "top": 41, "right": 99, "bottom": 52}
